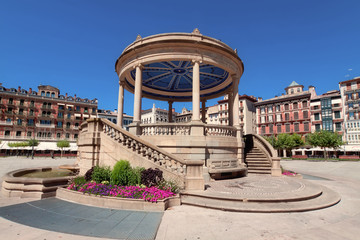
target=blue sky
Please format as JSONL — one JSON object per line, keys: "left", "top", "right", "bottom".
{"left": 1, "top": 0, "right": 360, "bottom": 115}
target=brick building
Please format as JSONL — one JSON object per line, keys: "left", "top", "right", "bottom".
{"left": 255, "top": 81, "right": 316, "bottom": 137}
{"left": 0, "top": 84, "right": 97, "bottom": 155}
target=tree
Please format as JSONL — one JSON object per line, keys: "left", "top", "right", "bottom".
{"left": 265, "top": 133, "right": 304, "bottom": 157}
{"left": 57, "top": 140, "right": 70, "bottom": 158}
{"left": 27, "top": 139, "right": 39, "bottom": 159}
{"left": 306, "top": 130, "right": 344, "bottom": 158}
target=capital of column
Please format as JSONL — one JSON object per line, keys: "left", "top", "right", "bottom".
{"left": 191, "top": 59, "right": 203, "bottom": 65}
{"left": 133, "top": 63, "right": 144, "bottom": 70}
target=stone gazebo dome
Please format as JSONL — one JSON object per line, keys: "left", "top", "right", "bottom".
{"left": 114, "top": 29, "right": 244, "bottom": 129}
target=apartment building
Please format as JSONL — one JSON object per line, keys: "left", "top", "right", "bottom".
{"left": 255, "top": 81, "right": 316, "bottom": 136}
{"left": 0, "top": 84, "right": 97, "bottom": 144}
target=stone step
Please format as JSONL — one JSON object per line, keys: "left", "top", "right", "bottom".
{"left": 245, "top": 158, "right": 269, "bottom": 162}
{"left": 180, "top": 185, "right": 340, "bottom": 213}
{"left": 247, "top": 164, "right": 271, "bottom": 168}
{"left": 248, "top": 169, "right": 271, "bottom": 174}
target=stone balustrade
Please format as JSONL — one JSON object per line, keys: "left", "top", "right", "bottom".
{"left": 102, "top": 121, "right": 186, "bottom": 176}
{"left": 140, "top": 123, "right": 190, "bottom": 136}
{"left": 205, "top": 125, "right": 237, "bottom": 137}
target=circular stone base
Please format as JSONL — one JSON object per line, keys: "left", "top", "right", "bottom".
{"left": 181, "top": 175, "right": 341, "bottom": 212}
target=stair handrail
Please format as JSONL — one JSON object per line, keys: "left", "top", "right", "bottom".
{"left": 99, "top": 119, "right": 187, "bottom": 174}
{"left": 252, "top": 134, "right": 278, "bottom": 158}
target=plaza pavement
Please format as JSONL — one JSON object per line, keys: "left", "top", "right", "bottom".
{"left": 0, "top": 157, "right": 359, "bottom": 240}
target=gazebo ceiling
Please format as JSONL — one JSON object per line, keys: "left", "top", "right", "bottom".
{"left": 126, "top": 60, "right": 230, "bottom": 101}
{"left": 116, "top": 31, "right": 244, "bottom": 102}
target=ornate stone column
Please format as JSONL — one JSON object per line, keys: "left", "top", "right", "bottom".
{"left": 228, "top": 91, "right": 233, "bottom": 126}
{"left": 192, "top": 60, "right": 201, "bottom": 122}
{"left": 133, "top": 64, "right": 143, "bottom": 124}
{"left": 232, "top": 75, "right": 240, "bottom": 128}
{"left": 117, "top": 81, "right": 124, "bottom": 128}
{"left": 168, "top": 101, "right": 173, "bottom": 123}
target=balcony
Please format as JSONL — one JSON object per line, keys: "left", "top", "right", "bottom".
{"left": 36, "top": 123, "right": 55, "bottom": 128}
{"left": 4, "top": 111, "right": 14, "bottom": 116}
{"left": 0, "top": 121, "right": 13, "bottom": 126}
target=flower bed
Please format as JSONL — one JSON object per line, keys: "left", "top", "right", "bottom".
{"left": 67, "top": 182, "right": 175, "bottom": 202}
{"left": 57, "top": 185, "right": 180, "bottom": 211}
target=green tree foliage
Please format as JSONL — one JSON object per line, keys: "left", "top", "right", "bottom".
{"left": 264, "top": 133, "right": 304, "bottom": 156}
{"left": 7, "top": 142, "right": 29, "bottom": 147}
{"left": 57, "top": 140, "right": 70, "bottom": 158}
{"left": 110, "top": 160, "right": 144, "bottom": 186}
{"left": 306, "top": 130, "right": 344, "bottom": 158}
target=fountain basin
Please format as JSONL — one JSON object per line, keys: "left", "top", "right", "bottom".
{"left": 2, "top": 167, "right": 75, "bottom": 199}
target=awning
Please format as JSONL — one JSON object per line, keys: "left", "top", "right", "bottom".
{"left": 0, "top": 141, "right": 78, "bottom": 151}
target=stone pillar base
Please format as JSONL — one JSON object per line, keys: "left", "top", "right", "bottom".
{"left": 271, "top": 157, "right": 282, "bottom": 177}
{"left": 128, "top": 122, "right": 141, "bottom": 135}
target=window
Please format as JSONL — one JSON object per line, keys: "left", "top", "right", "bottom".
{"left": 276, "top": 105, "right": 280, "bottom": 112}
{"left": 20, "top": 99, "right": 24, "bottom": 106}
{"left": 293, "top": 102, "right": 298, "bottom": 109}
{"left": 349, "top": 103, "right": 354, "bottom": 108}
{"left": 84, "top": 107, "right": 88, "bottom": 113}
{"left": 46, "top": 92, "right": 50, "bottom": 97}
{"left": 57, "top": 122, "right": 63, "bottom": 127}
{"left": 58, "top": 112, "right": 63, "bottom": 118}
{"left": 277, "top": 125, "right": 282, "bottom": 133}
{"left": 335, "top": 122, "right": 342, "bottom": 131}
{"left": 284, "top": 104, "right": 289, "bottom": 110}
{"left": 68, "top": 106, "right": 72, "bottom": 111}
{"left": 66, "top": 133, "right": 70, "bottom": 139}
{"left": 30, "top": 101, "right": 35, "bottom": 107}
{"left": 268, "top": 106, "right": 272, "bottom": 113}
{"left": 76, "top": 106, "right": 80, "bottom": 111}
{"left": 294, "top": 123, "right": 299, "bottom": 132}
{"left": 334, "top": 103, "right": 340, "bottom": 107}
{"left": 51, "top": 93, "right": 55, "bottom": 98}
{"left": 66, "top": 122, "right": 71, "bottom": 128}
{"left": 334, "top": 111, "right": 341, "bottom": 119}
{"left": 303, "top": 111, "right": 308, "bottom": 119}
{"left": 304, "top": 122, "right": 309, "bottom": 131}
{"left": 67, "top": 113, "right": 71, "bottom": 119}
{"left": 302, "top": 101, "right": 308, "bottom": 108}
{"left": 285, "top": 124, "right": 290, "bottom": 132}
{"left": 57, "top": 133, "right": 61, "bottom": 138}
{"left": 314, "top": 105, "right": 319, "bottom": 110}
{"left": 315, "top": 113, "right": 320, "bottom": 120}
{"left": 285, "top": 113, "right": 290, "bottom": 121}
{"left": 29, "top": 109, "right": 34, "bottom": 116}
{"left": 27, "top": 132, "right": 32, "bottom": 137}
{"left": 16, "top": 131, "right": 21, "bottom": 137}
{"left": 59, "top": 105, "right": 64, "bottom": 110}
{"left": 9, "top": 98, "right": 13, "bottom": 104}
{"left": 294, "top": 112, "right": 299, "bottom": 120}
{"left": 17, "top": 119, "right": 22, "bottom": 126}
{"left": 261, "top": 107, "right": 265, "bottom": 114}
{"left": 268, "top": 115, "right": 273, "bottom": 122}
{"left": 350, "top": 112, "right": 355, "bottom": 119}
{"left": 261, "top": 116, "right": 265, "bottom": 123}
{"left": 261, "top": 126, "right": 266, "bottom": 135}
{"left": 41, "top": 91, "right": 45, "bottom": 96}
{"left": 276, "top": 114, "right": 282, "bottom": 122}
{"left": 323, "top": 120, "right": 333, "bottom": 131}
{"left": 5, "top": 130, "right": 10, "bottom": 136}
{"left": 269, "top": 124, "right": 273, "bottom": 133}
{"left": 74, "top": 134, "right": 78, "bottom": 139}
{"left": 27, "top": 119, "right": 34, "bottom": 126}
{"left": 315, "top": 124, "right": 321, "bottom": 131}
{"left": 348, "top": 93, "right": 352, "bottom": 100}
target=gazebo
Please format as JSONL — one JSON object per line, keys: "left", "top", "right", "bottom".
{"left": 77, "top": 30, "right": 280, "bottom": 190}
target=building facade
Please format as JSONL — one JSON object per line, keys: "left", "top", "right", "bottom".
{"left": 310, "top": 90, "right": 343, "bottom": 137}
{"left": 97, "top": 109, "right": 133, "bottom": 130}
{"left": 0, "top": 84, "right": 97, "bottom": 144}
{"left": 339, "top": 77, "right": 360, "bottom": 145}
{"left": 255, "top": 81, "right": 316, "bottom": 137}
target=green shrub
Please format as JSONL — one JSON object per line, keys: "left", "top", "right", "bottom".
{"left": 91, "top": 166, "right": 111, "bottom": 183}
{"left": 157, "top": 179, "right": 180, "bottom": 193}
{"left": 73, "top": 176, "right": 86, "bottom": 185}
{"left": 110, "top": 160, "right": 144, "bottom": 186}
{"left": 128, "top": 166, "right": 145, "bottom": 186}
{"left": 111, "top": 160, "right": 130, "bottom": 186}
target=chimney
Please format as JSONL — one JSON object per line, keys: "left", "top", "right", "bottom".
{"left": 74, "top": 94, "right": 77, "bottom": 99}
{"left": 65, "top": 93, "right": 68, "bottom": 98}
{"left": 29, "top": 88, "right": 32, "bottom": 94}
{"left": 258, "top": 97, "right": 263, "bottom": 102}
{"left": 18, "top": 86, "right": 21, "bottom": 92}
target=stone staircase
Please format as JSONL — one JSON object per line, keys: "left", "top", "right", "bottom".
{"left": 245, "top": 146, "right": 272, "bottom": 174}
